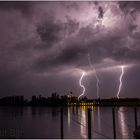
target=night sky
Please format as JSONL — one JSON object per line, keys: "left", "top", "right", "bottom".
{"left": 0, "top": 1, "right": 140, "bottom": 99}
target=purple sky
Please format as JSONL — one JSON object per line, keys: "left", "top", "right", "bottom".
{"left": 0, "top": 1, "right": 140, "bottom": 99}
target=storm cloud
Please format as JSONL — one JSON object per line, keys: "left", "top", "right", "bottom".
{"left": 0, "top": 1, "right": 140, "bottom": 98}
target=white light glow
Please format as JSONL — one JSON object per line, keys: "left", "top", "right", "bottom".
{"left": 117, "top": 66, "right": 124, "bottom": 99}
{"left": 78, "top": 72, "right": 86, "bottom": 100}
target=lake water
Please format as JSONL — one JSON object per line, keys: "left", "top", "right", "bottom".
{"left": 0, "top": 106, "right": 139, "bottom": 139}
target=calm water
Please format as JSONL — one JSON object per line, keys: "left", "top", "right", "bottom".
{"left": 0, "top": 106, "right": 139, "bottom": 139}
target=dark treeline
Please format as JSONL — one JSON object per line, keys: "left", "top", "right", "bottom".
{"left": 0, "top": 92, "right": 140, "bottom": 106}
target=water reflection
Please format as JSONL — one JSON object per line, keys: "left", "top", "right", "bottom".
{"left": 51, "top": 107, "right": 59, "bottom": 118}
{"left": 0, "top": 107, "right": 24, "bottom": 118}
{"left": 80, "top": 106, "right": 87, "bottom": 138}
{"left": 117, "top": 107, "right": 129, "bottom": 138}
{"left": 0, "top": 106, "right": 136, "bottom": 138}
{"left": 97, "top": 107, "right": 101, "bottom": 131}
{"left": 67, "top": 107, "right": 71, "bottom": 129}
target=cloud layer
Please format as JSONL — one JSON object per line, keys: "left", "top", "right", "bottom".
{"left": 0, "top": 1, "right": 140, "bottom": 98}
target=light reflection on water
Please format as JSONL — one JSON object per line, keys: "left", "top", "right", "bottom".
{"left": 97, "top": 107, "right": 101, "bottom": 132}
{"left": 117, "top": 107, "right": 130, "bottom": 138}
{"left": 0, "top": 106, "right": 138, "bottom": 138}
{"left": 67, "top": 107, "right": 71, "bottom": 129}
{"left": 80, "top": 106, "right": 87, "bottom": 138}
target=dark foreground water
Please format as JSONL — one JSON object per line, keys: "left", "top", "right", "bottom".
{"left": 0, "top": 106, "right": 139, "bottom": 139}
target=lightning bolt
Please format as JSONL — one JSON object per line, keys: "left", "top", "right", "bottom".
{"left": 88, "top": 53, "right": 100, "bottom": 98}
{"left": 117, "top": 66, "right": 124, "bottom": 99}
{"left": 78, "top": 72, "right": 86, "bottom": 100}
